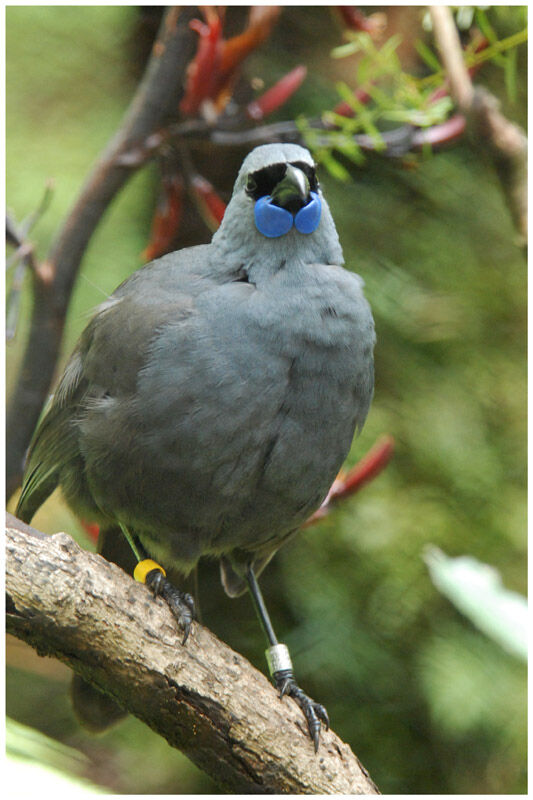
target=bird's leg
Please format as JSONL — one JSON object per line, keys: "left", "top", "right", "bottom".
{"left": 119, "top": 523, "right": 195, "bottom": 644}
{"left": 245, "top": 565, "right": 329, "bottom": 751}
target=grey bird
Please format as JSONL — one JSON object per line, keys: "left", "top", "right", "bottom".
{"left": 16, "top": 143, "right": 375, "bottom": 749}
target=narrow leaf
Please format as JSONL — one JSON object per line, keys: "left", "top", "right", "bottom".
{"left": 415, "top": 39, "right": 441, "bottom": 72}
{"left": 425, "top": 547, "right": 527, "bottom": 661}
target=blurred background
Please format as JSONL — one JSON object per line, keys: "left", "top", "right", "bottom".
{"left": 6, "top": 6, "right": 526, "bottom": 794}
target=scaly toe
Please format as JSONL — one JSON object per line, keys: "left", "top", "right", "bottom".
{"left": 316, "top": 702, "right": 330, "bottom": 731}
{"left": 145, "top": 571, "right": 194, "bottom": 644}
{"left": 274, "top": 674, "right": 328, "bottom": 750}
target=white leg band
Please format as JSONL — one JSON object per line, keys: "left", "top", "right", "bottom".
{"left": 265, "top": 643, "right": 293, "bottom": 675}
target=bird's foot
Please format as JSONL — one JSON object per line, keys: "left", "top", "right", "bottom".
{"left": 274, "top": 668, "right": 329, "bottom": 752}
{"left": 143, "top": 566, "right": 196, "bottom": 645}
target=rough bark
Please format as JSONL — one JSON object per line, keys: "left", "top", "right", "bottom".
{"left": 6, "top": 513, "right": 379, "bottom": 794}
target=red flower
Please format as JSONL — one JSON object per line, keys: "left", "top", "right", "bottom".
{"left": 143, "top": 174, "right": 184, "bottom": 261}
{"left": 181, "top": 7, "right": 281, "bottom": 118}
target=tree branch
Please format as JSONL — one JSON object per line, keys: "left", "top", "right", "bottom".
{"left": 117, "top": 117, "right": 453, "bottom": 164}
{"left": 430, "top": 6, "right": 474, "bottom": 110}
{"left": 430, "top": 5, "right": 527, "bottom": 243}
{"left": 6, "top": 7, "right": 198, "bottom": 500}
{"left": 6, "top": 513, "right": 379, "bottom": 794}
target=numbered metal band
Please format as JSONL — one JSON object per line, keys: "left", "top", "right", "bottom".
{"left": 265, "top": 643, "right": 293, "bottom": 676}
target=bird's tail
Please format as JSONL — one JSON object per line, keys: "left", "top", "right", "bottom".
{"left": 15, "top": 462, "right": 59, "bottom": 524}
{"left": 70, "top": 673, "right": 127, "bottom": 733}
{"left": 15, "top": 399, "right": 73, "bottom": 523}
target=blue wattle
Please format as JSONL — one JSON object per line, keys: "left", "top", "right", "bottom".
{"left": 295, "top": 192, "right": 321, "bottom": 234}
{"left": 254, "top": 192, "right": 322, "bottom": 238}
{"left": 254, "top": 197, "right": 293, "bottom": 238}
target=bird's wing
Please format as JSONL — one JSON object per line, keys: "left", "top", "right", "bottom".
{"left": 16, "top": 246, "right": 222, "bottom": 523}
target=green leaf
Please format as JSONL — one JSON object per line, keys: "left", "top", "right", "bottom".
{"left": 331, "top": 40, "right": 360, "bottom": 59}
{"left": 475, "top": 8, "right": 498, "bottom": 44}
{"left": 317, "top": 149, "right": 351, "bottom": 181}
{"left": 424, "top": 547, "right": 527, "bottom": 661}
{"left": 331, "top": 31, "right": 373, "bottom": 60}
{"left": 358, "top": 111, "right": 385, "bottom": 144}
{"left": 335, "top": 137, "right": 365, "bottom": 165}
{"left": 364, "top": 83, "right": 396, "bottom": 110}
{"left": 475, "top": 8, "right": 506, "bottom": 65}
{"left": 379, "top": 33, "right": 403, "bottom": 64}
{"left": 335, "top": 80, "right": 359, "bottom": 107}
{"left": 504, "top": 47, "right": 518, "bottom": 103}
{"left": 414, "top": 39, "right": 442, "bottom": 72}
{"left": 356, "top": 53, "right": 372, "bottom": 86}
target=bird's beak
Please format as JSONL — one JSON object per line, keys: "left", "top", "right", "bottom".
{"left": 270, "top": 164, "right": 311, "bottom": 214}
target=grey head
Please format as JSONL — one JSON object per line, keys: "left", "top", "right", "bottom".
{"left": 211, "top": 143, "right": 343, "bottom": 279}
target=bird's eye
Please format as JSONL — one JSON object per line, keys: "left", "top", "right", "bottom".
{"left": 246, "top": 164, "right": 287, "bottom": 200}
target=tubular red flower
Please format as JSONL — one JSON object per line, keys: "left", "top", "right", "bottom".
{"left": 191, "top": 175, "right": 227, "bottom": 231}
{"left": 143, "top": 175, "right": 184, "bottom": 261}
{"left": 247, "top": 66, "right": 307, "bottom": 121}
{"left": 413, "top": 115, "right": 466, "bottom": 148}
{"left": 303, "top": 435, "right": 394, "bottom": 528}
{"left": 180, "top": 12, "right": 223, "bottom": 116}
{"left": 335, "top": 435, "right": 394, "bottom": 498}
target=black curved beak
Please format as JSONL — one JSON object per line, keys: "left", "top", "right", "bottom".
{"left": 270, "top": 164, "right": 311, "bottom": 214}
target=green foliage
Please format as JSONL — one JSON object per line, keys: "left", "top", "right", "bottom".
{"left": 305, "top": 7, "right": 527, "bottom": 178}
{"left": 417, "top": 626, "right": 526, "bottom": 750}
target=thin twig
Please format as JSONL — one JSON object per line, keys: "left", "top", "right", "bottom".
{"left": 119, "top": 115, "right": 462, "bottom": 166}
{"left": 6, "top": 181, "right": 54, "bottom": 340}
{"left": 19, "top": 179, "right": 55, "bottom": 239}
{"left": 430, "top": 6, "right": 474, "bottom": 111}
{"left": 6, "top": 214, "right": 39, "bottom": 341}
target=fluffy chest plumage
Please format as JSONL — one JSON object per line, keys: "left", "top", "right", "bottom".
{"left": 129, "top": 261, "right": 374, "bottom": 558}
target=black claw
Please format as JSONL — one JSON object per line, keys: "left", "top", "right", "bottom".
{"left": 278, "top": 677, "right": 291, "bottom": 700}
{"left": 302, "top": 701, "right": 321, "bottom": 752}
{"left": 273, "top": 671, "right": 328, "bottom": 750}
{"left": 317, "top": 703, "right": 330, "bottom": 731}
{"left": 180, "top": 621, "right": 191, "bottom": 646}
{"left": 144, "top": 569, "right": 194, "bottom": 644}
{"left": 182, "top": 592, "right": 196, "bottom": 617}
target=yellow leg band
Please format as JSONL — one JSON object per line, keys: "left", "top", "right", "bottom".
{"left": 134, "top": 559, "right": 166, "bottom": 584}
